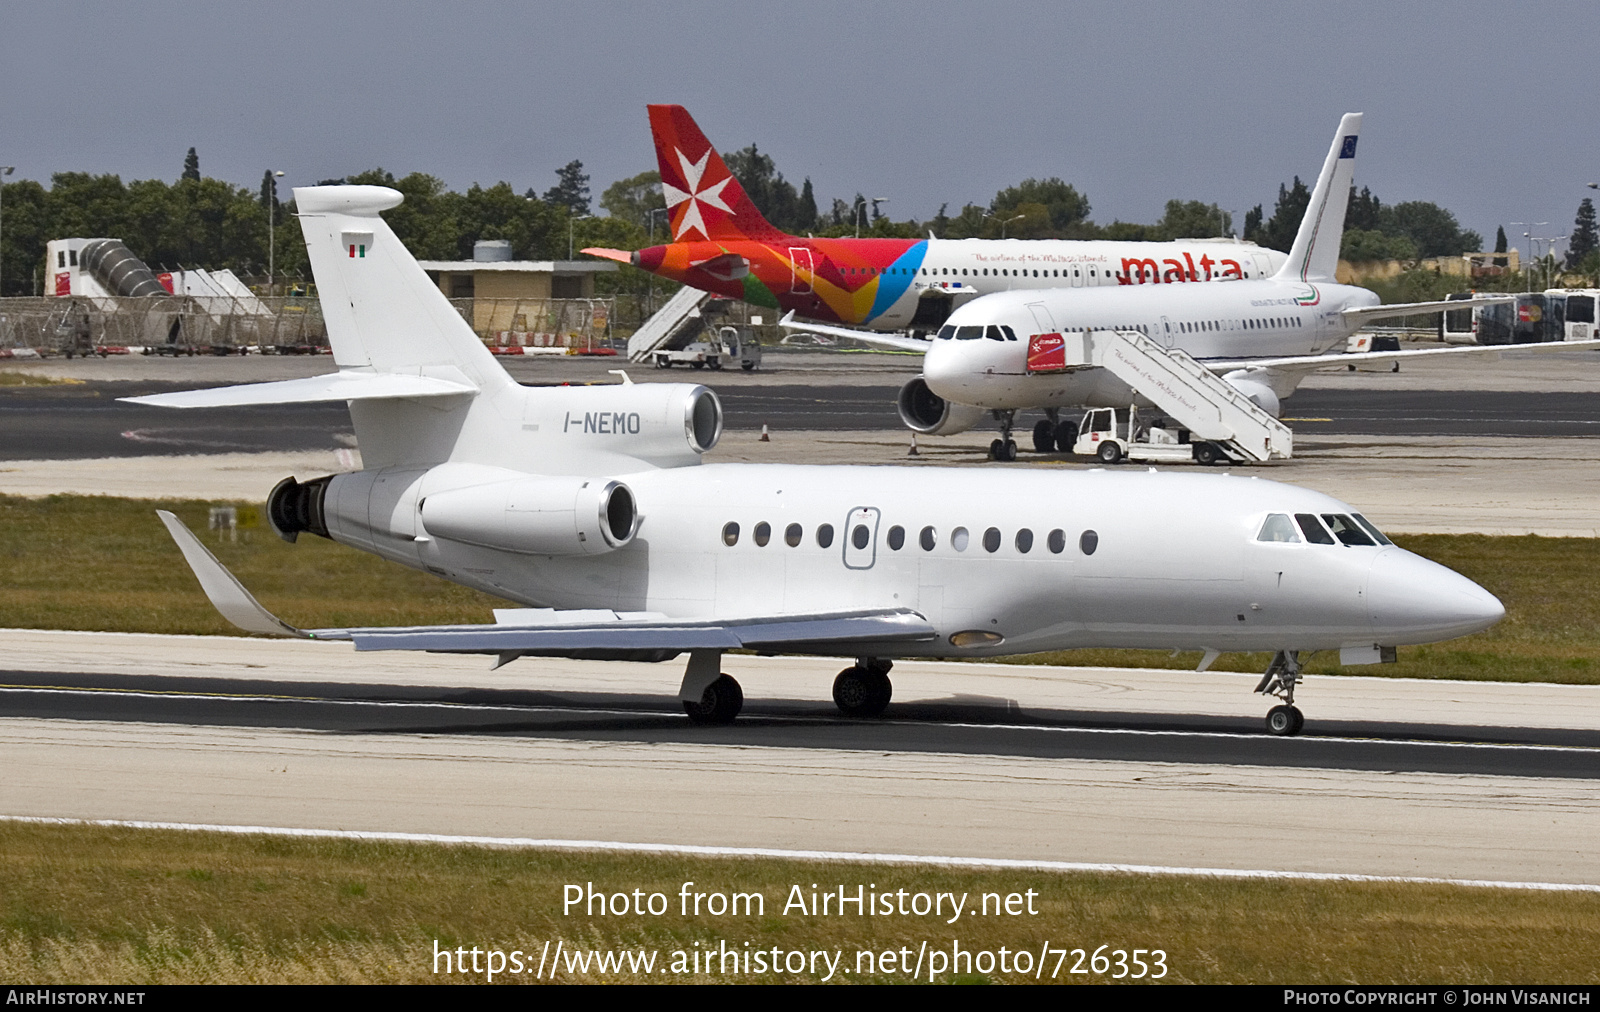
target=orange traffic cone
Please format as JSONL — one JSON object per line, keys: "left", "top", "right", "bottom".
{"left": 908, "top": 435, "right": 919, "bottom": 456}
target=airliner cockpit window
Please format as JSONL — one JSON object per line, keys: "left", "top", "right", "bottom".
{"left": 937, "top": 325, "right": 956, "bottom": 340}
{"left": 1001, "top": 326, "right": 1018, "bottom": 341}
{"left": 955, "top": 326, "right": 984, "bottom": 340}
{"left": 985, "top": 326, "right": 1007, "bottom": 342}
{"left": 1351, "top": 514, "right": 1393, "bottom": 546}
{"left": 1322, "top": 514, "right": 1376, "bottom": 546}
{"left": 1257, "top": 514, "right": 1300, "bottom": 543}
{"left": 1294, "top": 514, "right": 1336, "bottom": 545}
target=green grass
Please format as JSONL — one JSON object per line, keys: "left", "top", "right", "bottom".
{"left": 0, "top": 371, "right": 78, "bottom": 386}
{"left": 0, "top": 494, "right": 1595, "bottom": 683}
{"left": 0, "top": 822, "right": 1595, "bottom": 984}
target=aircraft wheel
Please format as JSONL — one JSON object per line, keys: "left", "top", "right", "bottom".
{"left": 1000, "top": 439, "right": 1018, "bottom": 462}
{"left": 684, "top": 674, "right": 743, "bottom": 725}
{"left": 1031, "top": 419, "right": 1056, "bottom": 453}
{"left": 988, "top": 439, "right": 1004, "bottom": 460}
{"left": 1193, "top": 442, "right": 1222, "bottom": 466}
{"left": 1054, "top": 421, "right": 1078, "bottom": 453}
{"left": 741, "top": 362, "right": 755, "bottom": 371}
{"left": 1265, "top": 704, "right": 1303, "bottom": 736}
{"left": 833, "top": 666, "right": 891, "bottom": 717}
{"left": 690, "top": 361, "right": 705, "bottom": 370}
{"left": 1097, "top": 441, "right": 1123, "bottom": 464}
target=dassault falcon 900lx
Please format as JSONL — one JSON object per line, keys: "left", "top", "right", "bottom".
{"left": 128, "top": 185, "right": 1503, "bottom": 736}
{"left": 581, "top": 104, "right": 1282, "bottom": 335}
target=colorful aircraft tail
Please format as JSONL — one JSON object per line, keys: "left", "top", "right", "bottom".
{"left": 647, "top": 104, "right": 788, "bottom": 243}
{"left": 1274, "top": 112, "right": 1362, "bottom": 284}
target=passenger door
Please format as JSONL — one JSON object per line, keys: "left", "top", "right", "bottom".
{"left": 789, "top": 247, "right": 814, "bottom": 294}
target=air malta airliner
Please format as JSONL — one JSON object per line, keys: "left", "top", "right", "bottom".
{"left": 582, "top": 105, "right": 1281, "bottom": 333}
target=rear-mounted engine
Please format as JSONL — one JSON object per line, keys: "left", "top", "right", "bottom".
{"left": 267, "top": 475, "right": 333, "bottom": 543}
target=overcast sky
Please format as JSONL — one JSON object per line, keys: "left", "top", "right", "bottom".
{"left": 5, "top": 1, "right": 1595, "bottom": 255}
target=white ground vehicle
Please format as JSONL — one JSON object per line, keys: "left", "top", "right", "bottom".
{"left": 653, "top": 325, "right": 762, "bottom": 371}
{"left": 1072, "top": 406, "right": 1232, "bottom": 466}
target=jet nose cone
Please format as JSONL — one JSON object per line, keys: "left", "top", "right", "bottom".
{"left": 1368, "top": 548, "right": 1504, "bottom": 643}
{"left": 922, "top": 339, "right": 963, "bottom": 396}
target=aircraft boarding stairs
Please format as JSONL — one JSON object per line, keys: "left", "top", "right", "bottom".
{"left": 1085, "top": 329, "right": 1292, "bottom": 462}
{"left": 626, "top": 286, "right": 716, "bottom": 363}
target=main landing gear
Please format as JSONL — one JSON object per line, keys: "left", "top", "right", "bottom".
{"left": 833, "top": 658, "right": 893, "bottom": 717}
{"left": 680, "top": 649, "right": 744, "bottom": 725}
{"left": 988, "top": 410, "right": 1018, "bottom": 462}
{"left": 1030, "top": 408, "right": 1072, "bottom": 454}
{"left": 1255, "top": 650, "right": 1305, "bottom": 736}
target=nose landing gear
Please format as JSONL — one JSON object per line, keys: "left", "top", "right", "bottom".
{"left": 987, "top": 410, "right": 1018, "bottom": 461}
{"left": 1255, "top": 650, "right": 1305, "bottom": 736}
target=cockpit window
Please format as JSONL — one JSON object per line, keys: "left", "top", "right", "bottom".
{"left": 955, "top": 326, "right": 984, "bottom": 340}
{"left": 985, "top": 325, "right": 1007, "bottom": 342}
{"left": 1001, "top": 325, "right": 1018, "bottom": 341}
{"left": 1351, "top": 514, "right": 1393, "bottom": 546}
{"left": 1257, "top": 514, "right": 1300, "bottom": 543}
{"left": 1321, "top": 514, "right": 1376, "bottom": 546}
{"left": 937, "top": 325, "right": 956, "bottom": 340}
{"left": 1294, "top": 513, "right": 1336, "bottom": 545}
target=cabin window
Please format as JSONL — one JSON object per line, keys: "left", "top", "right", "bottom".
{"left": 753, "top": 521, "right": 771, "bottom": 547}
{"left": 851, "top": 524, "right": 870, "bottom": 549}
{"left": 1352, "top": 514, "right": 1393, "bottom": 546}
{"left": 722, "top": 522, "right": 740, "bottom": 547}
{"left": 1047, "top": 529, "right": 1066, "bottom": 554}
{"left": 982, "top": 527, "right": 1001, "bottom": 553}
{"left": 919, "top": 526, "right": 937, "bottom": 551}
{"left": 785, "top": 523, "right": 802, "bottom": 547}
{"left": 951, "top": 527, "right": 970, "bottom": 552}
{"left": 887, "top": 525, "right": 905, "bottom": 550}
{"left": 1079, "top": 530, "right": 1099, "bottom": 555}
{"left": 1321, "top": 513, "right": 1376, "bottom": 546}
{"left": 816, "top": 523, "right": 835, "bottom": 549}
{"left": 1015, "top": 528, "right": 1034, "bottom": 553}
{"left": 1257, "top": 514, "right": 1300, "bottom": 543}
{"left": 1295, "top": 514, "right": 1336, "bottom": 545}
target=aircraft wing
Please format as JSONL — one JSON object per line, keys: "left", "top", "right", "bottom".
{"left": 158, "top": 511, "right": 936, "bottom": 660}
{"left": 1203, "top": 339, "right": 1600, "bottom": 381}
{"left": 1339, "top": 294, "right": 1513, "bottom": 325}
{"left": 778, "top": 311, "right": 932, "bottom": 353}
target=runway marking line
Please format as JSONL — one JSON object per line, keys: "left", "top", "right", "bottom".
{"left": 2, "top": 815, "right": 1596, "bottom": 894}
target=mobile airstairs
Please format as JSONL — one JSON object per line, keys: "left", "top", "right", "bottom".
{"left": 1082, "top": 328, "right": 1292, "bottom": 462}
{"left": 626, "top": 286, "right": 715, "bottom": 363}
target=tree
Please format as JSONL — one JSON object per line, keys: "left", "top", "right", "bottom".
{"left": 721, "top": 144, "right": 799, "bottom": 230}
{"left": 989, "top": 178, "right": 1090, "bottom": 236}
{"left": 1155, "top": 200, "right": 1231, "bottom": 240}
{"left": 1346, "top": 186, "right": 1381, "bottom": 232}
{"left": 182, "top": 148, "right": 200, "bottom": 182}
{"left": 599, "top": 170, "right": 664, "bottom": 231}
{"left": 1242, "top": 205, "right": 1264, "bottom": 244}
{"left": 543, "top": 160, "right": 590, "bottom": 216}
{"left": 1341, "top": 228, "right": 1417, "bottom": 263}
{"left": 1381, "top": 201, "right": 1479, "bottom": 259}
{"left": 259, "top": 170, "right": 279, "bottom": 212}
{"left": 1567, "top": 198, "right": 1597, "bottom": 269}
{"left": 797, "top": 178, "right": 818, "bottom": 232}
{"left": 1494, "top": 225, "right": 1508, "bottom": 268}
{"left": 1259, "top": 177, "right": 1310, "bottom": 252}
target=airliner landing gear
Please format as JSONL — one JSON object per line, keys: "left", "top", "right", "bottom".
{"left": 1031, "top": 409, "right": 1062, "bottom": 453}
{"left": 680, "top": 649, "right": 743, "bottom": 724}
{"left": 833, "top": 658, "right": 893, "bottom": 717}
{"left": 988, "top": 410, "right": 1018, "bottom": 462}
{"left": 1255, "top": 650, "right": 1305, "bottom": 736}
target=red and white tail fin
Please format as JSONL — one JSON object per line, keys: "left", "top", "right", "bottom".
{"left": 647, "top": 104, "right": 787, "bottom": 243}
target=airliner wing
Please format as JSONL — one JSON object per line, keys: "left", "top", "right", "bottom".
{"left": 778, "top": 311, "right": 932, "bottom": 353}
{"left": 159, "top": 510, "right": 935, "bottom": 660}
{"left": 1339, "top": 294, "right": 1514, "bottom": 325}
{"left": 1205, "top": 339, "right": 1600, "bottom": 379}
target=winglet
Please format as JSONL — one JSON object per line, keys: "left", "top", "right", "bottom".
{"left": 157, "top": 510, "right": 308, "bottom": 638}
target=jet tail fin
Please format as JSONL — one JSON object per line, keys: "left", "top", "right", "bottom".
{"left": 1273, "top": 113, "right": 1363, "bottom": 283}
{"left": 647, "top": 105, "right": 788, "bottom": 243}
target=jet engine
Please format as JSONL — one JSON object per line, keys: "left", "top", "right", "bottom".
{"left": 1221, "top": 369, "right": 1285, "bottom": 417}
{"left": 896, "top": 376, "right": 987, "bottom": 435}
{"left": 521, "top": 383, "right": 722, "bottom": 468}
{"left": 419, "top": 475, "right": 637, "bottom": 556}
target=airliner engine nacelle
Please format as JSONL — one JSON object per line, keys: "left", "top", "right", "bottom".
{"left": 897, "top": 377, "right": 987, "bottom": 435}
{"left": 420, "top": 475, "right": 637, "bottom": 556}
{"left": 525, "top": 383, "right": 723, "bottom": 468}
{"left": 1221, "top": 369, "right": 1284, "bottom": 418}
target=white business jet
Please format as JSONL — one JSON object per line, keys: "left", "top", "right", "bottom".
{"left": 128, "top": 185, "right": 1503, "bottom": 736}
{"left": 788, "top": 114, "right": 1582, "bottom": 461}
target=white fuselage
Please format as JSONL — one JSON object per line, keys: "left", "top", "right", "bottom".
{"left": 326, "top": 462, "right": 1500, "bottom": 660}
{"left": 922, "top": 277, "right": 1381, "bottom": 410}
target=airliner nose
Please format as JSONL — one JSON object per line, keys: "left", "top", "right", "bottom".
{"left": 1367, "top": 548, "right": 1504, "bottom": 643}
{"left": 922, "top": 338, "right": 965, "bottom": 396}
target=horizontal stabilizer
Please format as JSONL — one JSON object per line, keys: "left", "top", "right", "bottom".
{"left": 158, "top": 511, "right": 935, "bottom": 655}
{"left": 121, "top": 371, "right": 479, "bottom": 409}
{"left": 581, "top": 247, "right": 634, "bottom": 265}
{"left": 778, "top": 311, "right": 932, "bottom": 353}
{"left": 1340, "top": 295, "right": 1514, "bottom": 325}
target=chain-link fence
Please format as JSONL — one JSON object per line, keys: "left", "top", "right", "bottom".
{"left": 0, "top": 295, "right": 654, "bottom": 355}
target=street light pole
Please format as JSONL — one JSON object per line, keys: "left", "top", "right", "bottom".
{"left": 568, "top": 214, "right": 592, "bottom": 260}
{"left": 267, "top": 170, "right": 285, "bottom": 295}
{"left": 0, "top": 166, "right": 13, "bottom": 297}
